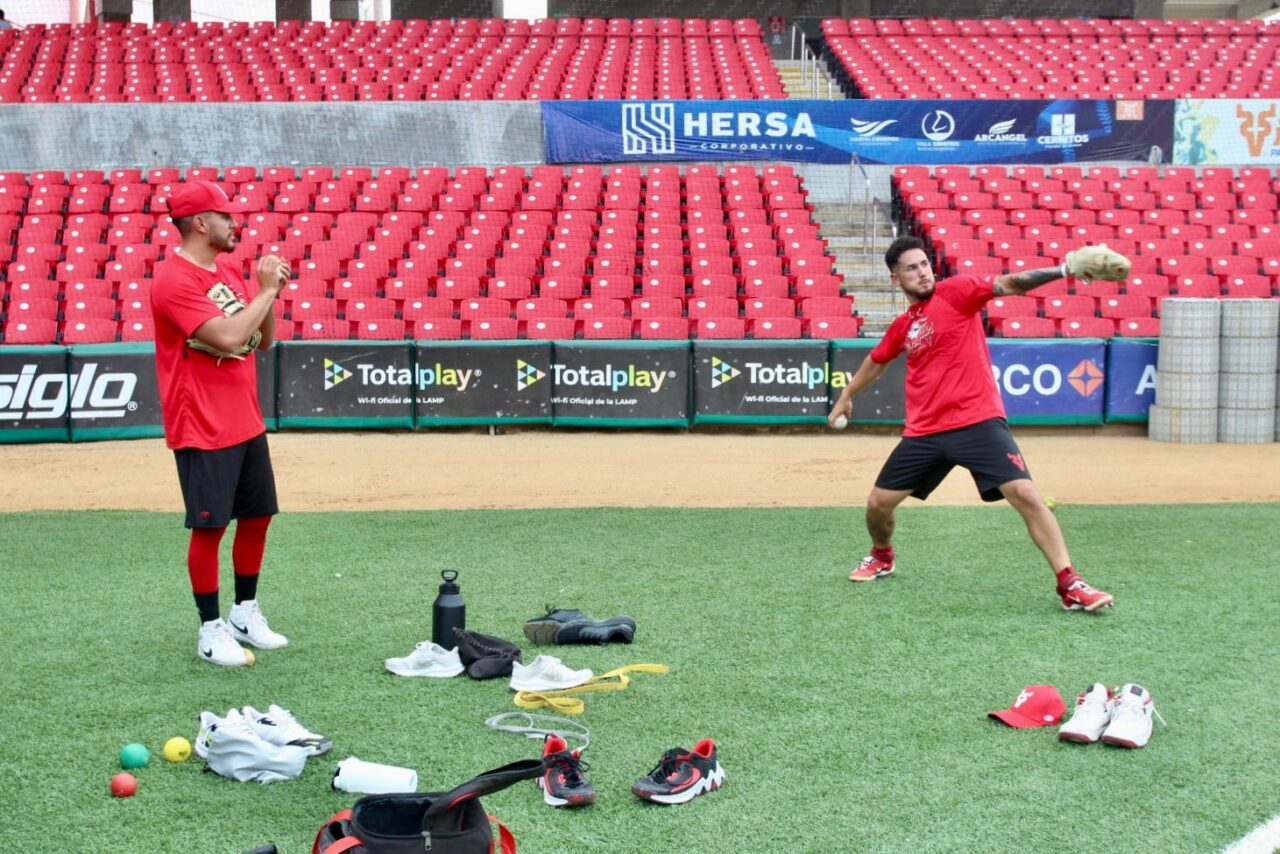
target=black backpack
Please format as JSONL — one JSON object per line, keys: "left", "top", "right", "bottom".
{"left": 312, "top": 758, "right": 547, "bottom": 854}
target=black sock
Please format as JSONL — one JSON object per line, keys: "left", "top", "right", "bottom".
{"left": 194, "top": 592, "right": 220, "bottom": 624}
{"left": 234, "top": 574, "right": 258, "bottom": 604}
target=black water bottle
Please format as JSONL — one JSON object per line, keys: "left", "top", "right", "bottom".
{"left": 432, "top": 569, "right": 466, "bottom": 648}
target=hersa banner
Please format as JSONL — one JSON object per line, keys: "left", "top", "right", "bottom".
{"left": 543, "top": 99, "right": 1174, "bottom": 164}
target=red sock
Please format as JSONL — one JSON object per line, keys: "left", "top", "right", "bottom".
{"left": 1056, "top": 567, "right": 1078, "bottom": 591}
{"left": 232, "top": 515, "right": 271, "bottom": 598}
{"left": 188, "top": 526, "right": 226, "bottom": 595}
{"left": 871, "top": 546, "right": 895, "bottom": 563}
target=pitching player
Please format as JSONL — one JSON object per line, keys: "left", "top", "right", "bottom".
{"left": 151, "top": 181, "right": 291, "bottom": 666}
{"left": 828, "top": 236, "right": 1128, "bottom": 612}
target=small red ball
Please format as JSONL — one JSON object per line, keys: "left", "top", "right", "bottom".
{"left": 110, "top": 772, "right": 137, "bottom": 798}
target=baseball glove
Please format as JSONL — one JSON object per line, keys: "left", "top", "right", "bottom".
{"left": 1065, "top": 245, "right": 1131, "bottom": 283}
{"left": 186, "top": 330, "right": 262, "bottom": 361}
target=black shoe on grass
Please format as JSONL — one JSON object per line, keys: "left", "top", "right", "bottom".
{"left": 523, "top": 607, "right": 636, "bottom": 645}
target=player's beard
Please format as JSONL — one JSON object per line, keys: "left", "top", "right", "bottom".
{"left": 211, "top": 230, "right": 237, "bottom": 254}
{"left": 902, "top": 280, "right": 934, "bottom": 302}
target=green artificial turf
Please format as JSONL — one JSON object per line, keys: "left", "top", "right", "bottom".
{"left": 1, "top": 505, "right": 1277, "bottom": 853}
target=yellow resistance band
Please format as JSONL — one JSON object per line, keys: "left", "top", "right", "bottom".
{"left": 513, "top": 664, "right": 670, "bottom": 715}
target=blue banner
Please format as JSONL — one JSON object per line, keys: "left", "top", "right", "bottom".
{"left": 543, "top": 99, "right": 1174, "bottom": 165}
{"left": 989, "top": 340, "right": 1106, "bottom": 425}
{"left": 1105, "top": 338, "right": 1158, "bottom": 423}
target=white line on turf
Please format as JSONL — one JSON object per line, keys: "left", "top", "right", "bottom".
{"left": 1223, "top": 813, "right": 1280, "bottom": 854}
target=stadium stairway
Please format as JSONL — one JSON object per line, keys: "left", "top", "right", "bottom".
{"left": 775, "top": 58, "right": 847, "bottom": 100}
{"left": 813, "top": 201, "right": 900, "bottom": 334}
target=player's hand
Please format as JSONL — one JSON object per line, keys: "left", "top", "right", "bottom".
{"left": 1065, "top": 245, "right": 1130, "bottom": 283}
{"left": 828, "top": 398, "right": 852, "bottom": 429}
{"left": 257, "top": 255, "right": 289, "bottom": 295}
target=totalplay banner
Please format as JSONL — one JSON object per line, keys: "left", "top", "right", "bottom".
{"left": 692, "top": 340, "right": 830, "bottom": 423}
{"left": 278, "top": 341, "right": 413, "bottom": 428}
{"left": 543, "top": 99, "right": 1174, "bottom": 164}
{"left": 828, "top": 341, "right": 907, "bottom": 424}
{"left": 550, "top": 341, "right": 689, "bottom": 426}
{"left": 414, "top": 341, "right": 553, "bottom": 425}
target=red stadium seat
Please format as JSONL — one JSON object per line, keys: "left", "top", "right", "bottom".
{"left": 1000, "top": 317, "right": 1056, "bottom": 338}
{"left": 1059, "top": 316, "right": 1116, "bottom": 338}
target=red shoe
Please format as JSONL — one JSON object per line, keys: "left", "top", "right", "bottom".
{"left": 1059, "top": 577, "right": 1114, "bottom": 612}
{"left": 849, "top": 553, "right": 895, "bottom": 582}
{"left": 539, "top": 735, "right": 595, "bottom": 807}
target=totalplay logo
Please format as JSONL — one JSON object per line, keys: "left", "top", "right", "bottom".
{"left": 516, "top": 359, "right": 546, "bottom": 391}
{"left": 323, "top": 358, "right": 475, "bottom": 391}
{"left": 552, "top": 362, "right": 671, "bottom": 393}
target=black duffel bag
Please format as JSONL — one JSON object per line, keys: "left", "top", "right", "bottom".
{"left": 312, "top": 758, "right": 547, "bottom": 854}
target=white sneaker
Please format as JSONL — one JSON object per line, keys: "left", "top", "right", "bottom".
{"left": 385, "top": 642, "right": 464, "bottom": 678}
{"left": 198, "top": 619, "right": 254, "bottom": 667}
{"left": 1058, "top": 684, "right": 1114, "bottom": 744}
{"left": 1101, "top": 683, "right": 1162, "bottom": 749}
{"left": 242, "top": 704, "right": 333, "bottom": 756}
{"left": 228, "top": 600, "right": 288, "bottom": 650}
{"left": 194, "top": 709, "right": 227, "bottom": 759}
{"left": 200, "top": 708, "right": 308, "bottom": 783}
{"left": 510, "top": 654, "right": 593, "bottom": 692}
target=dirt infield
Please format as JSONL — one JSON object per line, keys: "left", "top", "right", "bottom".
{"left": 3, "top": 428, "right": 1278, "bottom": 511}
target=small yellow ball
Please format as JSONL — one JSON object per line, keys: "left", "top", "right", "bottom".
{"left": 163, "top": 737, "right": 192, "bottom": 763}
{"left": 1044, "top": 497, "right": 1058, "bottom": 512}
{"left": 244, "top": 648, "right": 255, "bottom": 666}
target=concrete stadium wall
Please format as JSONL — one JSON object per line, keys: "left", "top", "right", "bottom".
{"left": 0, "top": 102, "right": 546, "bottom": 174}
{"left": 0, "top": 101, "right": 882, "bottom": 201}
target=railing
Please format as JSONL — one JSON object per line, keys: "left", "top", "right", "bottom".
{"left": 792, "top": 24, "right": 835, "bottom": 99}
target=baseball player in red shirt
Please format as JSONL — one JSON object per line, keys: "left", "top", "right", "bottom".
{"left": 151, "top": 181, "right": 291, "bottom": 666}
{"left": 828, "top": 235, "right": 1129, "bottom": 612}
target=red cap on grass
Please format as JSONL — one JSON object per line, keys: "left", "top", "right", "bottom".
{"left": 166, "top": 181, "right": 251, "bottom": 219}
{"left": 988, "top": 684, "right": 1067, "bottom": 728}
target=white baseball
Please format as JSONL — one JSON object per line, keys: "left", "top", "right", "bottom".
{"left": 833, "top": 415, "right": 849, "bottom": 430}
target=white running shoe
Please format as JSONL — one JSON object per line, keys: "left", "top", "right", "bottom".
{"left": 228, "top": 600, "right": 289, "bottom": 650}
{"left": 200, "top": 708, "right": 308, "bottom": 783}
{"left": 1058, "top": 684, "right": 1115, "bottom": 744}
{"left": 194, "top": 709, "right": 227, "bottom": 759}
{"left": 385, "top": 642, "right": 465, "bottom": 678}
{"left": 198, "top": 618, "right": 253, "bottom": 667}
{"left": 1101, "top": 683, "right": 1162, "bottom": 749}
{"left": 510, "top": 654, "right": 593, "bottom": 692}
{"left": 242, "top": 704, "right": 333, "bottom": 756}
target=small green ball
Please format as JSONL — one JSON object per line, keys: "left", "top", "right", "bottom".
{"left": 119, "top": 743, "right": 150, "bottom": 769}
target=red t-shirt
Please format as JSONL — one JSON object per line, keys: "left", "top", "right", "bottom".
{"left": 150, "top": 254, "right": 265, "bottom": 450}
{"left": 870, "top": 274, "right": 1006, "bottom": 437}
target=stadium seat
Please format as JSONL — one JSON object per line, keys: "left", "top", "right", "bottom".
{"left": 1059, "top": 317, "right": 1116, "bottom": 338}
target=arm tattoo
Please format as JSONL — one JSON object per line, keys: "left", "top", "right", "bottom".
{"left": 996, "top": 265, "right": 1066, "bottom": 295}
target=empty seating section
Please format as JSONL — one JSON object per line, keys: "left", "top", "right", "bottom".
{"left": 0, "top": 164, "right": 857, "bottom": 344}
{"left": 0, "top": 18, "right": 785, "bottom": 103}
{"left": 893, "top": 164, "right": 1280, "bottom": 338}
{"left": 822, "top": 17, "right": 1280, "bottom": 98}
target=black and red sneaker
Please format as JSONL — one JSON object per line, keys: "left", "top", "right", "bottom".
{"left": 631, "top": 739, "right": 725, "bottom": 805}
{"left": 539, "top": 735, "right": 595, "bottom": 807}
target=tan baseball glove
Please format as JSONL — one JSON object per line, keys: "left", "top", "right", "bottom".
{"left": 1065, "top": 245, "right": 1131, "bottom": 283}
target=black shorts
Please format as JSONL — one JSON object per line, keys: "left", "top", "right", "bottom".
{"left": 174, "top": 433, "right": 279, "bottom": 528}
{"left": 874, "top": 417, "right": 1031, "bottom": 503}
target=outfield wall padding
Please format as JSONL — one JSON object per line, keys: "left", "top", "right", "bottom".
{"left": 0, "top": 337, "right": 1159, "bottom": 442}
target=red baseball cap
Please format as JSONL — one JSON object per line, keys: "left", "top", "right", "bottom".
{"left": 165, "top": 181, "right": 251, "bottom": 219}
{"left": 988, "top": 684, "right": 1067, "bottom": 728}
